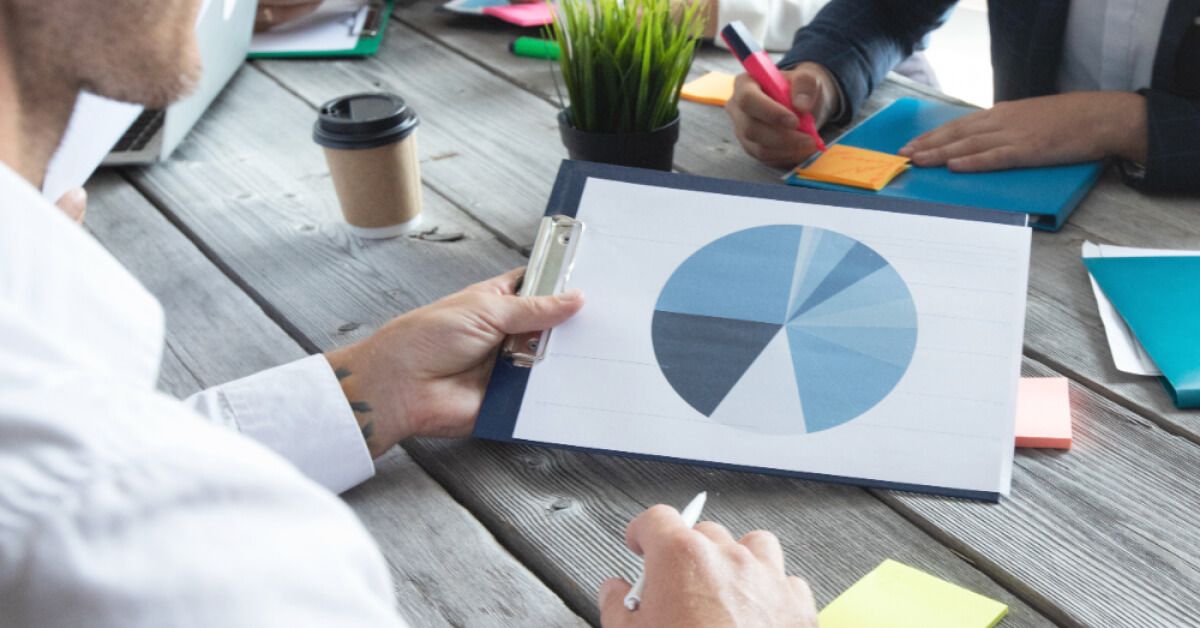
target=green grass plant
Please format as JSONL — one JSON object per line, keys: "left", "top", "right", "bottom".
{"left": 549, "top": 0, "right": 704, "bottom": 134}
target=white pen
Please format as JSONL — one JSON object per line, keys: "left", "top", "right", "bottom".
{"left": 624, "top": 491, "right": 708, "bottom": 611}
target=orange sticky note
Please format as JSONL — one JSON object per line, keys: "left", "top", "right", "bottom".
{"left": 793, "top": 144, "right": 910, "bottom": 191}
{"left": 1015, "top": 377, "right": 1073, "bottom": 449}
{"left": 681, "top": 71, "right": 736, "bottom": 107}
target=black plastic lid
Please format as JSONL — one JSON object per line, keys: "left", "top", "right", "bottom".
{"left": 312, "top": 92, "right": 420, "bottom": 150}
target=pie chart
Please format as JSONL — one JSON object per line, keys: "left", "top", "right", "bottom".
{"left": 652, "top": 225, "right": 918, "bottom": 434}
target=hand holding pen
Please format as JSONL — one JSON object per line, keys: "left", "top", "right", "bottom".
{"left": 598, "top": 493, "right": 819, "bottom": 627}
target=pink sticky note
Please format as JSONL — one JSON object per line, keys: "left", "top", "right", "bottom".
{"left": 482, "top": 2, "right": 554, "bottom": 26}
{"left": 1015, "top": 377, "right": 1073, "bottom": 449}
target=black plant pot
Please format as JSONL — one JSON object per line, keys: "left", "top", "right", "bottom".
{"left": 557, "top": 110, "right": 680, "bottom": 171}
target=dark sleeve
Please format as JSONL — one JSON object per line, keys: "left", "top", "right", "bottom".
{"left": 1123, "top": 88, "right": 1200, "bottom": 194}
{"left": 776, "top": 0, "right": 958, "bottom": 124}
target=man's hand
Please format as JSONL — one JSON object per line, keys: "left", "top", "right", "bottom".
{"left": 325, "top": 268, "right": 583, "bottom": 457}
{"left": 255, "top": 0, "right": 324, "bottom": 32}
{"left": 899, "top": 92, "right": 1148, "bottom": 171}
{"left": 726, "top": 62, "right": 839, "bottom": 168}
{"left": 599, "top": 505, "right": 819, "bottom": 627}
{"left": 55, "top": 187, "right": 87, "bottom": 224}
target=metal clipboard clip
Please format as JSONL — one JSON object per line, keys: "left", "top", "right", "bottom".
{"left": 503, "top": 215, "right": 585, "bottom": 367}
{"left": 359, "top": 1, "right": 386, "bottom": 37}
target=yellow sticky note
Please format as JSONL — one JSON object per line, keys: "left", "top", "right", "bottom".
{"left": 680, "top": 71, "right": 736, "bottom": 107}
{"left": 794, "top": 144, "right": 911, "bottom": 191}
{"left": 819, "top": 560, "right": 1009, "bottom": 628}
{"left": 1016, "top": 377, "right": 1073, "bottom": 449}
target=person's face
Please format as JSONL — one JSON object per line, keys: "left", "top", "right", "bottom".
{"left": 12, "top": 0, "right": 205, "bottom": 108}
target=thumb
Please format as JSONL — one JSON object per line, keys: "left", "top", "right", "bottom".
{"left": 790, "top": 72, "right": 822, "bottom": 114}
{"left": 598, "top": 578, "right": 633, "bottom": 627}
{"left": 488, "top": 290, "right": 584, "bottom": 335}
{"left": 55, "top": 187, "right": 88, "bottom": 224}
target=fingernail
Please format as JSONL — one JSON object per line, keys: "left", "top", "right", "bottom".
{"left": 557, "top": 289, "right": 583, "bottom": 303}
{"left": 793, "top": 94, "right": 813, "bottom": 110}
{"left": 898, "top": 145, "right": 913, "bottom": 156}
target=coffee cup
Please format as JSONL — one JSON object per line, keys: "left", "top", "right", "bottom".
{"left": 313, "top": 92, "right": 422, "bottom": 238}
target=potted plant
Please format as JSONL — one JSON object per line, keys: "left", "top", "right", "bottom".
{"left": 549, "top": 0, "right": 704, "bottom": 171}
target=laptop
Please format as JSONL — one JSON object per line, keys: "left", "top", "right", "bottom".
{"left": 102, "top": 0, "right": 256, "bottom": 165}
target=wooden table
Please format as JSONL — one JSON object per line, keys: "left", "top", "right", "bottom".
{"left": 85, "top": 3, "right": 1200, "bottom": 625}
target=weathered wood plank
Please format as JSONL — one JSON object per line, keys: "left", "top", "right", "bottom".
{"left": 125, "top": 33, "right": 1060, "bottom": 627}
{"left": 884, "top": 358, "right": 1200, "bottom": 626}
{"left": 85, "top": 170, "right": 586, "bottom": 627}
{"left": 254, "top": 22, "right": 573, "bottom": 250}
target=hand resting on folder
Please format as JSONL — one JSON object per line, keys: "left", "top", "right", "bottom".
{"left": 899, "top": 92, "right": 1149, "bottom": 172}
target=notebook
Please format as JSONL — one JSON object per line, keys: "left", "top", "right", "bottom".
{"left": 786, "top": 97, "right": 1103, "bottom": 231}
{"left": 1084, "top": 248, "right": 1200, "bottom": 408}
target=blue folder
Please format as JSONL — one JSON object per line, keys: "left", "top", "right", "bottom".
{"left": 1084, "top": 256, "right": 1200, "bottom": 408}
{"left": 786, "top": 97, "right": 1104, "bottom": 232}
{"left": 474, "top": 160, "right": 1027, "bottom": 502}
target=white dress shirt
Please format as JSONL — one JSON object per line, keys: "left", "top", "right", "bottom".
{"left": 1058, "top": 0, "right": 1170, "bottom": 92}
{"left": 714, "top": 0, "right": 830, "bottom": 51}
{"left": 0, "top": 162, "right": 405, "bottom": 627}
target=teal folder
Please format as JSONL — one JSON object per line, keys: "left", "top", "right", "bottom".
{"left": 1085, "top": 256, "right": 1200, "bottom": 408}
{"left": 786, "top": 98, "right": 1104, "bottom": 232}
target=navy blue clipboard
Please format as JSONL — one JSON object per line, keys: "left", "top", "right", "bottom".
{"left": 474, "top": 160, "right": 1027, "bottom": 502}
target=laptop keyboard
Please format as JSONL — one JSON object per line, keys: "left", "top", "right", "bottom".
{"left": 112, "top": 109, "right": 165, "bottom": 153}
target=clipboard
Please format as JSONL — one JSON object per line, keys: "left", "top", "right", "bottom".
{"left": 475, "top": 160, "right": 1031, "bottom": 502}
{"left": 248, "top": 0, "right": 393, "bottom": 59}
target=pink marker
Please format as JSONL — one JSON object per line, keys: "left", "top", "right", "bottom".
{"left": 720, "top": 20, "right": 826, "bottom": 152}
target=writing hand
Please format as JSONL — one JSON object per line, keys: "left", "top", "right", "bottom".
{"left": 899, "top": 92, "right": 1148, "bottom": 171}
{"left": 599, "top": 505, "right": 819, "bottom": 627}
{"left": 325, "top": 268, "right": 583, "bottom": 456}
{"left": 726, "top": 62, "right": 837, "bottom": 168}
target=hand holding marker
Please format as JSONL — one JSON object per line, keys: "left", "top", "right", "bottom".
{"left": 721, "top": 21, "right": 826, "bottom": 152}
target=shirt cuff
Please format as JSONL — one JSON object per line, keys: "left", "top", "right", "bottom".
{"left": 202, "top": 355, "right": 374, "bottom": 494}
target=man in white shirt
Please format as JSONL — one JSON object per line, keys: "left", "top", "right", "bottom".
{"left": 0, "top": 0, "right": 819, "bottom": 625}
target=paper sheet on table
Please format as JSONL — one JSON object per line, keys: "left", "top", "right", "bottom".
{"left": 680, "top": 71, "right": 735, "bottom": 107}
{"left": 41, "top": 93, "right": 143, "bottom": 202}
{"left": 1081, "top": 241, "right": 1200, "bottom": 376}
{"left": 793, "top": 145, "right": 910, "bottom": 191}
{"left": 819, "top": 560, "right": 1008, "bottom": 628}
{"left": 482, "top": 2, "right": 554, "bottom": 26}
{"left": 1015, "top": 377, "right": 1072, "bottom": 449}
{"left": 511, "top": 176, "right": 1029, "bottom": 498}
{"left": 249, "top": 4, "right": 369, "bottom": 54}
